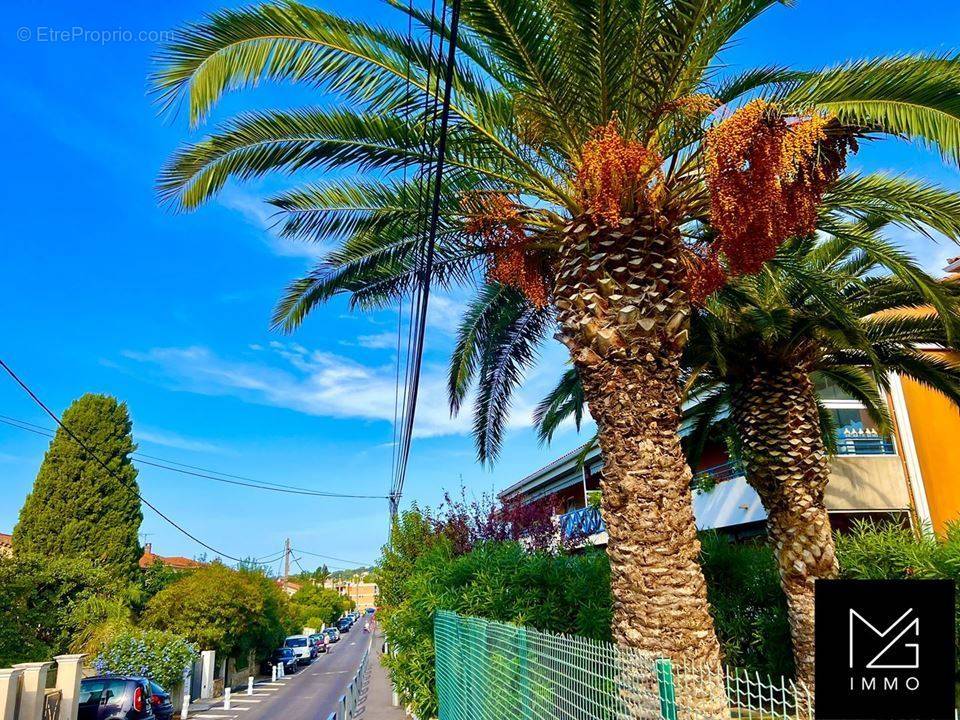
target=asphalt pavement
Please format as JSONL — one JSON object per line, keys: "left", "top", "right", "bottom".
{"left": 188, "top": 629, "right": 373, "bottom": 720}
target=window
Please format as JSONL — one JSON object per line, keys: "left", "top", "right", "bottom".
{"left": 79, "top": 679, "right": 128, "bottom": 706}
{"left": 285, "top": 638, "right": 308, "bottom": 647}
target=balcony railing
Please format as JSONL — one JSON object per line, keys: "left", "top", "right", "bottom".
{"left": 835, "top": 432, "right": 895, "bottom": 455}
{"left": 558, "top": 505, "right": 605, "bottom": 541}
{"left": 692, "top": 460, "right": 744, "bottom": 489}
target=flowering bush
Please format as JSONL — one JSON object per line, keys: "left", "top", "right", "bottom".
{"left": 427, "top": 489, "right": 557, "bottom": 553}
{"left": 93, "top": 629, "right": 197, "bottom": 690}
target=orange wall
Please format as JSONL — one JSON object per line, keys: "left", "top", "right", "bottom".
{"left": 900, "top": 352, "right": 960, "bottom": 533}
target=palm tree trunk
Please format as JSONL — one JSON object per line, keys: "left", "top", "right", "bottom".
{"left": 554, "top": 216, "right": 725, "bottom": 715}
{"left": 730, "top": 364, "right": 838, "bottom": 692}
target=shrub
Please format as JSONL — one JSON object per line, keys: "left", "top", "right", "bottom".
{"left": 836, "top": 519, "right": 960, "bottom": 673}
{"left": 93, "top": 630, "right": 197, "bottom": 690}
{"left": 0, "top": 553, "right": 122, "bottom": 666}
{"left": 699, "top": 532, "right": 793, "bottom": 677}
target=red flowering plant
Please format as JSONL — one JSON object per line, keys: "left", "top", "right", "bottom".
{"left": 426, "top": 489, "right": 558, "bottom": 554}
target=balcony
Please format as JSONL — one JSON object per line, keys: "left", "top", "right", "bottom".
{"left": 558, "top": 505, "right": 605, "bottom": 542}
{"left": 835, "top": 432, "right": 895, "bottom": 455}
{"left": 693, "top": 432, "right": 895, "bottom": 489}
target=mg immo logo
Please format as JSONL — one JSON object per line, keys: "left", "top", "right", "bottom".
{"left": 816, "top": 579, "right": 954, "bottom": 720}
{"left": 848, "top": 607, "right": 921, "bottom": 693}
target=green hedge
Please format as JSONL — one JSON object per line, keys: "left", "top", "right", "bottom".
{"left": 379, "top": 511, "right": 611, "bottom": 718}
{"left": 700, "top": 532, "right": 794, "bottom": 677}
{"left": 836, "top": 520, "right": 960, "bottom": 675}
{"left": 380, "top": 512, "right": 960, "bottom": 718}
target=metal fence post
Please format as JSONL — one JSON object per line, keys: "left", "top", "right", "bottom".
{"left": 655, "top": 658, "right": 677, "bottom": 720}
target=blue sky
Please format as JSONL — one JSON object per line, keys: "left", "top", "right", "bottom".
{"left": 1, "top": 0, "right": 959, "bottom": 573}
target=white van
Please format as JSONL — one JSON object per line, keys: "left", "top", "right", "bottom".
{"left": 283, "top": 635, "right": 315, "bottom": 664}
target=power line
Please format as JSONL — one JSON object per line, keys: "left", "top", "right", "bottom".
{"left": 390, "top": 0, "right": 464, "bottom": 521}
{"left": 0, "top": 358, "right": 259, "bottom": 564}
{"left": 0, "top": 414, "right": 389, "bottom": 499}
{"left": 293, "top": 548, "right": 373, "bottom": 568}
{"left": 0, "top": 408, "right": 372, "bottom": 570}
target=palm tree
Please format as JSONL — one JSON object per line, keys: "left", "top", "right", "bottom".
{"left": 535, "top": 228, "right": 960, "bottom": 688}
{"left": 683, "top": 232, "right": 960, "bottom": 688}
{"left": 153, "top": 0, "right": 960, "bottom": 688}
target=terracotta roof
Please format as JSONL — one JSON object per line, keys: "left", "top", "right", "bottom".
{"left": 0, "top": 533, "right": 11, "bottom": 549}
{"left": 139, "top": 544, "right": 204, "bottom": 570}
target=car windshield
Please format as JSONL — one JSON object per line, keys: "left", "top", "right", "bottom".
{"left": 285, "top": 638, "right": 308, "bottom": 647}
{"left": 79, "top": 679, "right": 128, "bottom": 705}
{"left": 278, "top": 649, "right": 294, "bottom": 657}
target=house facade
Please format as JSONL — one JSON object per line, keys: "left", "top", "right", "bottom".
{"left": 324, "top": 578, "right": 378, "bottom": 610}
{"left": 500, "top": 259, "right": 960, "bottom": 544}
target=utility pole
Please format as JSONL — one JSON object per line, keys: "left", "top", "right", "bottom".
{"left": 283, "top": 538, "right": 290, "bottom": 593}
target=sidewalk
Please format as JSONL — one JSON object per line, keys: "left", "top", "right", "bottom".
{"left": 360, "top": 633, "right": 408, "bottom": 720}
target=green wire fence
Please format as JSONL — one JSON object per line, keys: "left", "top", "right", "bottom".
{"left": 434, "top": 611, "right": 811, "bottom": 720}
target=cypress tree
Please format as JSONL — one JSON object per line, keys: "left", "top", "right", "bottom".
{"left": 13, "top": 393, "right": 143, "bottom": 581}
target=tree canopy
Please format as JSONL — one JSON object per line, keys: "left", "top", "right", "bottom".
{"left": 13, "top": 393, "right": 143, "bottom": 581}
{"left": 143, "top": 563, "right": 294, "bottom": 659}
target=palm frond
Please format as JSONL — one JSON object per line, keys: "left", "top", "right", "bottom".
{"left": 533, "top": 367, "right": 585, "bottom": 443}
{"left": 781, "top": 54, "right": 960, "bottom": 164}
{"left": 472, "top": 299, "right": 553, "bottom": 462}
{"left": 448, "top": 284, "right": 529, "bottom": 415}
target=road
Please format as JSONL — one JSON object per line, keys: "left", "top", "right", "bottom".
{"left": 190, "top": 629, "right": 373, "bottom": 720}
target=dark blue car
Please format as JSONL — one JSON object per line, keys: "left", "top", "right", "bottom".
{"left": 78, "top": 676, "right": 154, "bottom": 720}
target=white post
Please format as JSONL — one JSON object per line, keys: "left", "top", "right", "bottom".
{"left": 0, "top": 668, "right": 22, "bottom": 720}
{"left": 271, "top": 665, "right": 277, "bottom": 682}
{"left": 181, "top": 691, "right": 190, "bottom": 719}
{"left": 279, "top": 662, "right": 285, "bottom": 679}
{"left": 247, "top": 676, "right": 254, "bottom": 696}
{"left": 199, "top": 651, "right": 215, "bottom": 699}
{"left": 13, "top": 662, "right": 53, "bottom": 720}
{"left": 53, "top": 654, "right": 85, "bottom": 720}
{"left": 223, "top": 688, "right": 231, "bottom": 710}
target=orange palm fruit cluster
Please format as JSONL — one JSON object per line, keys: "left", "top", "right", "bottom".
{"left": 462, "top": 192, "right": 549, "bottom": 308}
{"left": 704, "top": 100, "right": 854, "bottom": 276}
{"left": 685, "top": 246, "right": 726, "bottom": 306}
{"left": 575, "top": 119, "right": 664, "bottom": 226}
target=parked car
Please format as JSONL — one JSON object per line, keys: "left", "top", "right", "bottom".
{"left": 323, "top": 627, "right": 341, "bottom": 643}
{"left": 263, "top": 647, "right": 298, "bottom": 675}
{"left": 78, "top": 676, "right": 154, "bottom": 720}
{"left": 284, "top": 634, "right": 315, "bottom": 664}
{"left": 148, "top": 682, "right": 173, "bottom": 720}
{"left": 309, "top": 633, "right": 328, "bottom": 653}
{"left": 365, "top": 607, "right": 376, "bottom": 615}
{"left": 336, "top": 617, "right": 352, "bottom": 633}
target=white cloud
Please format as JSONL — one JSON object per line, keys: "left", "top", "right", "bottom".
{"left": 135, "top": 428, "right": 227, "bottom": 454}
{"left": 218, "top": 187, "right": 327, "bottom": 260}
{"left": 355, "top": 332, "right": 400, "bottom": 350}
{"left": 122, "top": 343, "right": 485, "bottom": 438}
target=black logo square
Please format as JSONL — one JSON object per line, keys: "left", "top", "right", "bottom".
{"left": 815, "top": 579, "right": 955, "bottom": 720}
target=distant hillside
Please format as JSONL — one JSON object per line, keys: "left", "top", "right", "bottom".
{"left": 328, "top": 566, "right": 375, "bottom": 581}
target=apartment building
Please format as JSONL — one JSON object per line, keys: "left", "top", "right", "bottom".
{"left": 324, "top": 577, "right": 378, "bottom": 610}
